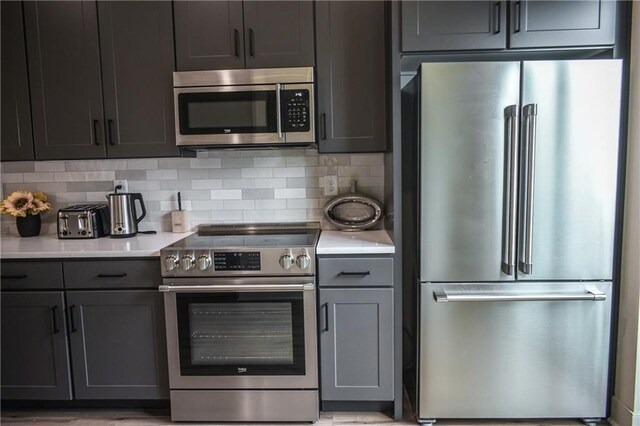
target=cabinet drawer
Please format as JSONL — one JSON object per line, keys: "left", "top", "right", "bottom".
{"left": 63, "top": 259, "right": 161, "bottom": 289}
{"left": 318, "top": 257, "right": 393, "bottom": 287}
{"left": 1, "top": 261, "right": 63, "bottom": 290}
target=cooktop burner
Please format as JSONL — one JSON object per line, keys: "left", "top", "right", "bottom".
{"left": 161, "top": 222, "right": 320, "bottom": 277}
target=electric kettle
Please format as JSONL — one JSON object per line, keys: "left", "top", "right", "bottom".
{"left": 106, "top": 192, "right": 146, "bottom": 238}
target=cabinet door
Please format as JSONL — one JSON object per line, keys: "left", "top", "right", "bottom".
{"left": 319, "top": 288, "right": 393, "bottom": 401}
{"left": 66, "top": 291, "right": 168, "bottom": 399}
{"left": 243, "top": 1, "right": 314, "bottom": 69}
{"left": 316, "top": 1, "right": 386, "bottom": 153}
{"left": 24, "top": 1, "right": 105, "bottom": 160}
{"left": 98, "top": 1, "right": 179, "bottom": 158}
{"left": 1, "top": 1, "right": 34, "bottom": 161}
{"left": 401, "top": 1, "right": 507, "bottom": 52}
{"left": 1, "top": 292, "right": 72, "bottom": 400}
{"left": 174, "top": 1, "right": 245, "bottom": 71}
{"left": 509, "top": 1, "right": 615, "bottom": 49}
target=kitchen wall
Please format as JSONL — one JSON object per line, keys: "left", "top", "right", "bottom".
{"left": 0, "top": 150, "right": 384, "bottom": 236}
{"left": 611, "top": 4, "right": 640, "bottom": 426}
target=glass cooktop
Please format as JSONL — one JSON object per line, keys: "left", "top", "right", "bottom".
{"left": 169, "top": 223, "right": 320, "bottom": 249}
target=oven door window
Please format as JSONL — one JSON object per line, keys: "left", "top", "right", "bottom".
{"left": 176, "top": 291, "right": 305, "bottom": 376}
{"left": 178, "top": 91, "right": 277, "bottom": 135}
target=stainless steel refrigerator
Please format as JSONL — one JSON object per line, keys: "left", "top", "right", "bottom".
{"left": 403, "top": 60, "right": 622, "bottom": 424}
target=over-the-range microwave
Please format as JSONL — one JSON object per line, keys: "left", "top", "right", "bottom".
{"left": 173, "top": 67, "right": 315, "bottom": 149}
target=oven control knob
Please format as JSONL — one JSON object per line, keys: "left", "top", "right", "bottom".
{"left": 279, "top": 254, "right": 294, "bottom": 270}
{"left": 164, "top": 255, "right": 179, "bottom": 271}
{"left": 197, "top": 254, "right": 212, "bottom": 271}
{"left": 180, "top": 255, "right": 195, "bottom": 271}
{"left": 296, "top": 254, "right": 311, "bottom": 269}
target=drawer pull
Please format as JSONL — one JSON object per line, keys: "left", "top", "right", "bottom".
{"left": 96, "top": 273, "right": 127, "bottom": 278}
{"left": 1, "top": 274, "right": 27, "bottom": 279}
{"left": 339, "top": 271, "right": 371, "bottom": 276}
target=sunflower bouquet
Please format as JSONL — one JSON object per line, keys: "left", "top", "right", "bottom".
{"left": 0, "top": 191, "right": 52, "bottom": 218}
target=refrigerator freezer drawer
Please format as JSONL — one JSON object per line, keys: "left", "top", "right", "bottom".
{"left": 418, "top": 281, "right": 611, "bottom": 420}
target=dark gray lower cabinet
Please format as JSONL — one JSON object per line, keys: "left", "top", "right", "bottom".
{"left": 316, "top": 1, "right": 387, "bottom": 153}
{"left": 66, "top": 290, "right": 168, "bottom": 399}
{"left": 319, "top": 288, "right": 393, "bottom": 401}
{"left": 1, "top": 292, "right": 72, "bottom": 400}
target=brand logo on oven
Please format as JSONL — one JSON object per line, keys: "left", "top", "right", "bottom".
{"left": 224, "top": 128, "right": 231, "bottom": 133}
{"left": 237, "top": 367, "right": 247, "bottom": 373}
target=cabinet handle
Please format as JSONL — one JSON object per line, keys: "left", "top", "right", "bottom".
{"left": 234, "top": 29, "right": 240, "bottom": 57}
{"left": 248, "top": 28, "right": 255, "bottom": 57}
{"left": 339, "top": 271, "right": 371, "bottom": 276}
{"left": 1, "top": 274, "right": 27, "bottom": 279}
{"left": 69, "top": 305, "right": 78, "bottom": 333}
{"left": 96, "top": 273, "right": 127, "bottom": 278}
{"left": 493, "top": 2, "right": 501, "bottom": 34}
{"left": 514, "top": 1, "right": 521, "bottom": 33}
{"left": 321, "top": 303, "right": 329, "bottom": 332}
{"left": 50, "top": 306, "right": 60, "bottom": 334}
{"left": 93, "top": 119, "right": 101, "bottom": 146}
{"left": 107, "top": 119, "right": 115, "bottom": 146}
{"left": 320, "top": 113, "right": 327, "bottom": 140}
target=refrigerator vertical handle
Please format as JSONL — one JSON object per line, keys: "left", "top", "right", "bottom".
{"left": 519, "top": 103, "right": 538, "bottom": 275}
{"left": 501, "top": 105, "right": 519, "bottom": 275}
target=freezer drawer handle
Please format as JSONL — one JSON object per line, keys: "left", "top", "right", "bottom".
{"left": 433, "top": 289, "right": 606, "bottom": 303}
{"left": 159, "top": 283, "right": 315, "bottom": 293}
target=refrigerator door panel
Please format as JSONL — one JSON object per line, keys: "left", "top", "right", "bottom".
{"left": 418, "top": 281, "right": 611, "bottom": 420}
{"left": 419, "top": 62, "right": 520, "bottom": 282}
{"left": 520, "top": 60, "right": 622, "bottom": 281}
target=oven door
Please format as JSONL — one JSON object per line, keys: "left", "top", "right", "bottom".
{"left": 160, "top": 277, "right": 317, "bottom": 390}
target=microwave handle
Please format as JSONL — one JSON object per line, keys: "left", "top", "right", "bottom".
{"left": 276, "top": 83, "right": 284, "bottom": 139}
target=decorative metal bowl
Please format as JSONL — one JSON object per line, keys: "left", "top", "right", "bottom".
{"left": 323, "top": 182, "right": 384, "bottom": 231}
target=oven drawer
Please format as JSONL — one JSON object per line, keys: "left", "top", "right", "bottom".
{"left": 63, "top": 259, "right": 161, "bottom": 289}
{"left": 318, "top": 257, "right": 393, "bottom": 287}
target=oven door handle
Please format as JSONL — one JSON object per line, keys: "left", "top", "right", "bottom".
{"left": 159, "top": 283, "right": 315, "bottom": 293}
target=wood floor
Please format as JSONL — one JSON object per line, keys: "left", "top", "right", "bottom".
{"left": 0, "top": 408, "right": 593, "bottom": 425}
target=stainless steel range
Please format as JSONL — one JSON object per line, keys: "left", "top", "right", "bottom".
{"left": 159, "top": 222, "right": 320, "bottom": 423}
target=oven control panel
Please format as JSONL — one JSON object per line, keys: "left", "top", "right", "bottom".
{"left": 214, "top": 252, "right": 260, "bottom": 271}
{"left": 160, "top": 248, "right": 315, "bottom": 277}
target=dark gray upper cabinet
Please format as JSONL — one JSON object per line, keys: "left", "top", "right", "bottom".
{"left": 1, "top": 292, "right": 72, "bottom": 400}
{"left": 98, "top": 1, "right": 178, "bottom": 158}
{"left": 174, "top": 1, "right": 313, "bottom": 71}
{"left": 243, "top": 1, "right": 314, "bottom": 69}
{"left": 316, "top": 1, "right": 387, "bottom": 153}
{"left": 1, "top": 2, "right": 34, "bottom": 162}
{"left": 509, "top": 0, "right": 616, "bottom": 49}
{"left": 319, "top": 288, "right": 394, "bottom": 401}
{"left": 66, "top": 290, "right": 168, "bottom": 399}
{"left": 174, "top": 1, "right": 245, "bottom": 71}
{"left": 24, "top": 1, "right": 106, "bottom": 160}
{"left": 402, "top": 1, "right": 507, "bottom": 52}
{"left": 401, "top": 0, "right": 617, "bottom": 52}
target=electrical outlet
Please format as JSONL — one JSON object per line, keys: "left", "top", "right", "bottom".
{"left": 324, "top": 175, "right": 338, "bottom": 196}
{"left": 113, "top": 180, "right": 128, "bottom": 193}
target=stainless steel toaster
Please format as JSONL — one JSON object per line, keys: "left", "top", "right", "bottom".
{"left": 57, "top": 204, "right": 110, "bottom": 239}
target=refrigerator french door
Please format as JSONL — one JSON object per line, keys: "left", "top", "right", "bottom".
{"left": 417, "top": 61, "right": 622, "bottom": 421}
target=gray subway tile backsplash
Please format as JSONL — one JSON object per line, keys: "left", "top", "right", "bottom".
{"left": 1, "top": 151, "right": 384, "bottom": 235}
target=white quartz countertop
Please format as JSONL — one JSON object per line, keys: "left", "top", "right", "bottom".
{"left": 0, "top": 232, "right": 193, "bottom": 259}
{"left": 317, "top": 230, "right": 395, "bottom": 255}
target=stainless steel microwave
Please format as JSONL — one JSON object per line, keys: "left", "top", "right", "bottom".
{"left": 173, "top": 67, "right": 315, "bottom": 148}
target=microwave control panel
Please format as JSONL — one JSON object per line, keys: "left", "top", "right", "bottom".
{"left": 282, "top": 89, "right": 310, "bottom": 132}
